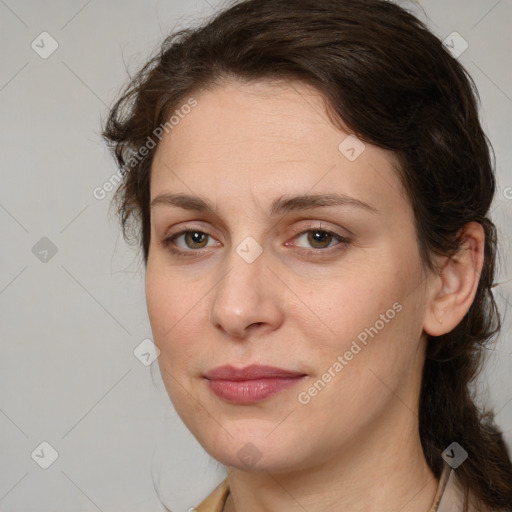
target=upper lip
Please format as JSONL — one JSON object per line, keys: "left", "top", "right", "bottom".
{"left": 204, "top": 364, "right": 307, "bottom": 381}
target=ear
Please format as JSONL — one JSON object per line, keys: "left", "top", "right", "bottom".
{"left": 423, "top": 222, "right": 485, "bottom": 337}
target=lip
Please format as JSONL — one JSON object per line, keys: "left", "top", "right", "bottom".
{"left": 204, "top": 364, "right": 307, "bottom": 380}
{"left": 204, "top": 365, "right": 307, "bottom": 404}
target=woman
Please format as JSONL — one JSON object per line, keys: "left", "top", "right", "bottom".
{"left": 102, "top": 0, "right": 512, "bottom": 510}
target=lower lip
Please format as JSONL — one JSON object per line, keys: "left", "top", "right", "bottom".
{"left": 207, "top": 376, "right": 306, "bottom": 404}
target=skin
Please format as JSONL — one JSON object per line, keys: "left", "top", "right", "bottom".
{"left": 145, "top": 79, "right": 484, "bottom": 512}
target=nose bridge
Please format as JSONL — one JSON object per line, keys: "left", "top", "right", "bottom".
{"left": 210, "top": 237, "right": 283, "bottom": 337}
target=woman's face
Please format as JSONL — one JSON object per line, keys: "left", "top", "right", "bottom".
{"left": 146, "top": 79, "right": 433, "bottom": 473}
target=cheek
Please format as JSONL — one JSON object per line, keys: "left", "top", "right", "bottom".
{"left": 145, "top": 262, "right": 199, "bottom": 339}
{"left": 303, "top": 255, "right": 421, "bottom": 376}
{"left": 145, "top": 265, "right": 214, "bottom": 377}
{"left": 145, "top": 271, "right": 173, "bottom": 340}
{"left": 311, "top": 273, "right": 399, "bottom": 342}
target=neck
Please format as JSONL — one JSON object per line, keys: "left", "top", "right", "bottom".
{"left": 223, "top": 405, "right": 438, "bottom": 512}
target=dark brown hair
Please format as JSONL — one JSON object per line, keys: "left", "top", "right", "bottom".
{"left": 102, "top": 0, "right": 512, "bottom": 509}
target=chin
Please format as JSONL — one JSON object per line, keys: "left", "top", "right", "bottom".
{"left": 196, "top": 430, "right": 311, "bottom": 474}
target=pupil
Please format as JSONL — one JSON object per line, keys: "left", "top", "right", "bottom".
{"left": 309, "top": 230, "right": 331, "bottom": 248}
{"left": 188, "top": 231, "right": 206, "bottom": 247}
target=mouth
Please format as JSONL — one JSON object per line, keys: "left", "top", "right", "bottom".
{"left": 204, "top": 364, "right": 308, "bottom": 404}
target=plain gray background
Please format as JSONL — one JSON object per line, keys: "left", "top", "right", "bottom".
{"left": 1, "top": 1, "right": 511, "bottom": 511}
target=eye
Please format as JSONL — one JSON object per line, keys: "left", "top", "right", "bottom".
{"left": 289, "top": 228, "right": 350, "bottom": 251}
{"left": 162, "top": 229, "right": 220, "bottom": 253}
{"left": 161, "top": 226, "right": 350, "bottom": 258}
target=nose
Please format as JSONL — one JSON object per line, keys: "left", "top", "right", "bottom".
{"left": 209, "top": 244, "right": 285, "bottom": 339}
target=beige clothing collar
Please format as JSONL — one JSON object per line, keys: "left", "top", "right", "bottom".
{"left": 194, "top": 463, "right": 477, "bottom": 512}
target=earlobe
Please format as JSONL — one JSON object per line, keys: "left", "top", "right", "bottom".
{"left": 423, "top": 222, "right": 485, "bottom": 337}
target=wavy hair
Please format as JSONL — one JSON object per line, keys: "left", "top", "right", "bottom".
{"left": 102, "top": 0, "right": 512, "bottom": 509}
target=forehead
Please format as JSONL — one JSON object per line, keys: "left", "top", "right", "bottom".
{"left": 150, "top": 79, "right": 409, "bottom": 216}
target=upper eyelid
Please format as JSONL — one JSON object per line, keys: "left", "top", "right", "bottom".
{"left": 165, "top": 224, "right": 349, "bottom": 250}
{"left": 286, "top": 229, "right": 349, "bottom": 251}
{"left": 168, "top": 230, "right": 220, "bottom": 248}
{"left": 292, "top": 229, "right": 347, "bottom": 240}
{"left": 164, "top": 218, "right": 348, "bottom": 236}
{"left": 288, "top": 223, "right": 348, "bottom": 239}
{"left": 165, "top": 223, "right": 345, "bottom": 239}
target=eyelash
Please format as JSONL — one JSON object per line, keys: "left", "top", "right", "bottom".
{"left": 161, "top": 224, "right": 351, "bottom": 258}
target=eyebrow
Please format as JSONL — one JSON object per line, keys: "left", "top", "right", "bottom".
{"left": 150, "top": 192, "right": 379, "bottom": 215}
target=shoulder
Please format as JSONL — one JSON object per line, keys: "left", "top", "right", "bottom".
{"left": 192, "top": 469, "right": 508, "bottom": 512}
{"left": 439, "top": 466, "right": 505, "bottom": 512}
{"left": 194, "top": 477, "right": 230, "bottom": 512}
